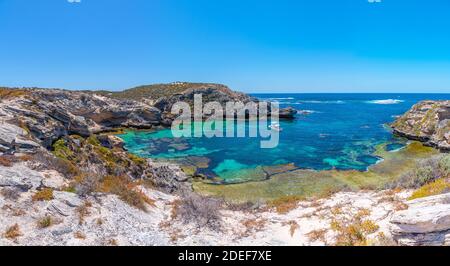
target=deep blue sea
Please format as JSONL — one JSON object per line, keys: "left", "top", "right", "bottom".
{"left": 120, "top": 93, "right": 450, "bottom": 183}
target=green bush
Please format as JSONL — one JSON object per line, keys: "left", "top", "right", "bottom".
{"left": 438, "top": 155, "right": 450, "bottom": 176}
{"left": 388, "top": 154, "right": 450, "bottom": 189}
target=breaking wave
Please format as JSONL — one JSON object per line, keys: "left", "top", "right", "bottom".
{"left": 367, "top": 99, "right": 404, "bottom": 105}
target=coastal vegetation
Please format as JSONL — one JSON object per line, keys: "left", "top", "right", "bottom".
{"left": 95, "top": 82, "right": 228, "bottom": 101}
{"left": 0, "top": 87, "right": 29, "bottom": 99}
{"left": 32, "top": 188, "right": 54, "bottom": 202}
{"left": 3, "top": 224, "right": 22, "bottom": 240}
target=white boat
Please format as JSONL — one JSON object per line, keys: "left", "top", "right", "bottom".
{"left": 269, "top": 122, "right": 283, "bottom": 132}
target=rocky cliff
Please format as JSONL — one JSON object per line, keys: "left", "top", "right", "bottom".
{"left": 392, "top": 100, "right": 450, "bottom": 151}
{"left": 0, "top": 88, "right": 161, "bottom": 150}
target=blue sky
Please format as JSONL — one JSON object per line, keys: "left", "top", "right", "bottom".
{"left": 1, "top": 0, "right": 450, "bottom": 93}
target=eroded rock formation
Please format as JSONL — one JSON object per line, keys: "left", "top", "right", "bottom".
{"left": 392, "top": 100, "right": 450, "bottom": 151}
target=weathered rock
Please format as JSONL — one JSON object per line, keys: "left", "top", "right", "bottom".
{"left": 394, "top": 229, "right": 450, "bottom": 246}
{"left": 53, "top": 191, "right": 83, "bottom": 208}
{"left": 390, "top": 193, "right": 450, "bottom": 246}
{"left": 392, "top": 100, "right": 450, "bottom": 151}
{"left": 97, "top": 134, "right": 125, "bottom": 149}
{"left": 0, "top": 122, "right": 39, "bottom": 153}
{"left": 0, "top": 90, "right": 162, "bottom": 148}
{"left": 278, "top": 107, "right": 298, "bottom": 119}
{"left": 0, "top": 164, "right": 43, "bottom": 190}
{"left": 149, "top": 161, "right": 189, "bottom": 193}
{"left": 41, "top": 171, "right": 67, "bottom": 189}
{"left": 48, "top": 191, "right": 83, "bottom": 216}
{"left": 390, "top": 204, "right": 450, "bottom": 234}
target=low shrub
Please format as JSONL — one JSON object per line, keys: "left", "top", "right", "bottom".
{"left": 387, "top": 155, "right": 450, "bottom": 189}
{"left": 0, "top": 88, "right": 28, "bottom": 99}
{"left": 172, "top": 193, "right": 223, "bottom": 230}
{"left": 32, "top": 188, "right": 54, "bottom": 201}
{"left": 240, "top": 218, "right": 267, "bottom": 237}
{"left": 31, "top": 151, "right": 79, "bottom": 178}
{"left": 0, "top": 155, "right": 14, "bottom": 167}
{"left": 37, "top": 216, "right": 53, "bottom": 229}
{"left": 268, "top": 195, "right": 304, "bottom": 214}
{"left": 77, "top": 201, "right": 92, "bottom": 225}
{"left": 74, "top": 231, "right": 86, "bottom": 240}
{"left": 409, "top": 178, "right": 450, "bottom": 200}
{"left": 3, "top": 224, "right": 22, "bottom": 239}
{"left": 97, "top": 175, "right": 154, "bottom": 211}
{"left": 307, "top": 229, "right": 327, "bottom": 243}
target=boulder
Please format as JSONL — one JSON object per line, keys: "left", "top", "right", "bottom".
{"left": 390, "top": 204, "right": 450, "bottom": 234}
{"left": 278, "top": 107, "right": 298, "bottom": 119}
{"left": 390, "top": 193, "right": 450, "bottom": 246}
{"left": 0, "top": 164, "right": 43, "bottom": 190}
{"left": 0, "top": 123, "right": 38, "bottom": 153}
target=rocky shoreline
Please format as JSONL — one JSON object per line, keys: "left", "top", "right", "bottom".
{"left": 391, "top": 100, "right": 450, "bottom": 151}
{"left": 1, "top": 84, "right": 450, "bottom": 246}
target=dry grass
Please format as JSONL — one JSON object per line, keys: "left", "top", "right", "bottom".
{"left": 170, "top": 193, "right": 222, "bottom": 230}
{"left": 97, "top": 175, "right": 155, "bottom": 212}
{"left": 0, "top": 88, "right": 28, "bottom": 99}
{"left": 74, "top": 231, "right": 86, "bottom": 240}
{"left": 169, "top": 228, "right": 186, "bottom": 243}
{"left": 19, "top": 154, "right": 33, "bottom": 162}
{"left": 307, "top": 229, "right": 327, "bottom": 243}
{"left": 331, "top": 217, "right": 380, "bottom": 246}
{"left": 240, "top": 218, "right": 267, "bottom": 237}
{"left": 3, "top": 224, "right": 22, "bottom": 240}
{"left": 0, "top": 156, "right": 14, "bottom": 167}
{"left": 2, "top": 204, "right": 26, "bottom": 216}
{"left": 107, "top": 239, "right": 118, "bottom": 246}
{"left": 268, "top": 195, "right": 303, "bottom": 214}
{"left": 286, "top": 221, "right": 299, "bottom": 237}
{"left": 76, "top": 201, "right": 92, "bottom": 225}
{"left": 409, "top": 178, "right": 450, "bottom": 200}
{"left": 32, "top": 188, "right": 54, "bottom": 201}
{"left": 326, "top": 207, "right": 381, "bottom": 246}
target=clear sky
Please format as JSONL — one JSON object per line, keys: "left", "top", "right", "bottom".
{"left": 1, "top": 0, "right": 450, "bottom": 93}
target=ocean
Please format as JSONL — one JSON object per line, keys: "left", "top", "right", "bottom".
{"left": 119, "top": 93, "right": 450, "bottom": 183}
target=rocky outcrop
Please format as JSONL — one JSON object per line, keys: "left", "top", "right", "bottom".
{"left": 392, "top": 100, "right": 450, "bottom": 151}
{"left": 279, "top": 107, "right": 298, "bottom": 119}
{"left": 1, "top": 89, "right": 161, "bottom": 149}
{"left": 0, "top": 122, "right": 40, "bottom": 153}
{"left": 390, "top": 193, "right": 450, "bottom": 246}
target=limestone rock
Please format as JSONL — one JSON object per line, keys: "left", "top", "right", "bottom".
{"left": 390, "top": 193, "right": 450, "bottom": 246}
{"left": 41, "top": 171, "right": 67, "bottom": 189}
{"left": 392, "top": 100, "right": 450, "bottom": 151}
{"left": 0, "top": 164, "right": 43, "bottom": 190}
{"left": 390, "top": 204, "right": 450, "bottom": 234}
{"left": 0, "top": 90, "right": 162, "bottom": 148}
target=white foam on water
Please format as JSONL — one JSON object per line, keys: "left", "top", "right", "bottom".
{"left": 367, "top": 99, "right": 404, "bottom": 105}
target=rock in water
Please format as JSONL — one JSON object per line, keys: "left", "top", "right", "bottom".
{"left": 278, "top": 107, "right": 298, "bottom": 119}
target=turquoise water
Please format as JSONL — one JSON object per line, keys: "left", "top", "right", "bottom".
{"left": 119, "top": 93, "right": 450, "bottom": 183}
